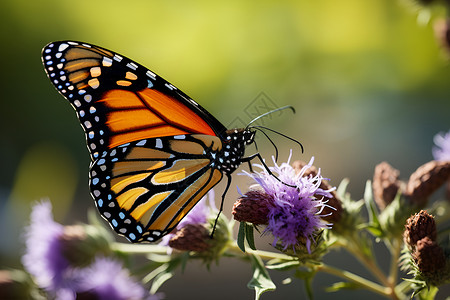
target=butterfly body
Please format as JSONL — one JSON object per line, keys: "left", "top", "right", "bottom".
{"left": 42, "top": 41, "right": 257, "bottom": 242}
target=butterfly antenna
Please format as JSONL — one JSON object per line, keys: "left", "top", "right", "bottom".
{"left": 252, "top": 127, "right": 279, "bottom": 162}
{"left": 251, "top": 125, "right": 304, "bottom": 153}
{"left": 245, "top": 105, "right": 295, "bottom": 130}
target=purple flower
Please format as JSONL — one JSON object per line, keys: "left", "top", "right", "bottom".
{"left": 22, "top": 200, "right": 75, "bottom": 298}
{"left": 22, "top": 200, "right": 157, "bottom": 300}
{"left": 74, "top": 257, "right": 160, "bottom": 300}
{"left": 241, "top": 155, "right": 334, "bottom": 253}
{"left": 433, "top": 130, "right": 450, "bottom": 161}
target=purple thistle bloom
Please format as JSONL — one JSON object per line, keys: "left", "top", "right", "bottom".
{"left": 433, "top": 130, "right": 450, "bottom": 161}
{"left": 74, "top": 257, "right": 159, "bottom": 300}
{"left": 22, "top": 201, "right": 157, "bottom": 300}
{"left": 241, "top": 155, "right": 334, "bottom": 253}
{"left": 22, "top": 200, "right": 75, "bottom": 298}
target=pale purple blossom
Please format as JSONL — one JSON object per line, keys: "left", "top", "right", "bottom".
{"left": 433, "top": 130, "right": 450, "bottom": 161}
{"left": 22, "top": 200, "right": 75, "bottom": 298}
{"left": 241, "top": 154, "right": 334, "bottom": 253}
{"left": 22, "top": 200, "right": 157, "bottom": 300}
{"left": 73, "top": 257, "right": 160, "bottom": 300}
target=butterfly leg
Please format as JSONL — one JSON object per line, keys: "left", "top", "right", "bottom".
{"left": 210, "top": 173, "right": 232, "bottom": 239}
{"left": 247, "top": 161, "right": 254, "bottom": 173}
{"left": 242, "top": 153, "right": 296, "bottom": 188}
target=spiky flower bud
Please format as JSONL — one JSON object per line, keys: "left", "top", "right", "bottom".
{"left": 232, "top": 190, "right": 271, "bottom": 224}
{"left": 412, "top": 237, "right": 446, "bottom": 275}
{"left": 59, "top": 224, "right": 112, "bottom": 268}
{"left": 168, "top": 224, "right": 211, "bottom": 252}
{"left": 292, "top": 160, "right": 342, "bottom": 223}
{"left": 372, "top": 162, "right": 403, "bottom": 210}
{"left": 405, "top": 161, "right": 450, "bottom": 206}
{"left": 403, "top": 210, "right": 437, "bottom": 250}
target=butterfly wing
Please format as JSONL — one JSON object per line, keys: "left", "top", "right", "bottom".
{"left": 90, "top": 134, "right": 224, "bottom": 242}
{"left": 42, "top": 41, "right": 227, "bottom": 159}
{"left": 42, "top": 41, "right": 229, "bottom": 242}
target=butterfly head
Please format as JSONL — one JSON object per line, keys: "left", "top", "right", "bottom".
{"left": 215, "top": 128, "right": 255, "bottom": 174}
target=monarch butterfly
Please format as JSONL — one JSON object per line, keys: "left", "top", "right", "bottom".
{"left": 42, "top": 41, "right": 292, "bottom": 243}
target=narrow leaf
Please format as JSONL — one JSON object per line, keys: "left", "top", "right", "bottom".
{"left": 364, "top": 180, "right": 380, "bottom": 227}
{"left": 245, "top": 223, "right": 257, "bottom": 250}
{"left": 266, "top": 259, "right": 300, "bottom": 271}
{"left": 248, "top": 254, "right": 276, "bottom": 300}
{"left": 150, "top": 270, "right": 174, "bottom": 294}
{"left": 326, "top": 281, "right": 362, "bottom": 292}
{"left": 237, "top": 222, "right": 246, "bottom": 252}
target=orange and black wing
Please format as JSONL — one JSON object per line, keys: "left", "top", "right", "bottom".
{"left": 89, "top": 134, "right": 224, "bottom": 242}
{"left": 42, "top": 41, "right": 227, "bottom": 160}
{"left": 42, "top": 41, "right": 230, "bottom": 242}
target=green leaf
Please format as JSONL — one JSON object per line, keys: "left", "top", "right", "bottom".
{"left": 417, "top": 285, "right": 438, "bottom": 300}
{"left": 245, "top": 223, "right": 257, "bottom": 250}
{"left": 148, "top": 253, "right": 188, "bottom": 293}
{"left": 248, "top": 254, "right": 276, "bottom": 300}
{"left": 363, "top": 180, "right": 381, "bottom": 232}
{"left": 326, "top": 281, "right": 362, "bottom": 292}
{"left": 266, "top": 259, "right": 300, "bottom": 271}
{"left": 143, "top": 264, "right": 169, "bottom": 284}
{"left": 237, "top": 222, "right": 246, "bottom": 252}
{"left": 364, "top": 224, "right": 384, "bottom": 237}
{"left": 150, "top": 270, "right": 174, "bottom": 294}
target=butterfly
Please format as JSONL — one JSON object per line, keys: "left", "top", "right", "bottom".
{"left": 41, "top": 41, "right": 292, "bottom": 243}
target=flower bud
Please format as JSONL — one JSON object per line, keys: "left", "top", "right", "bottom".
{"left": 372, "top": 162, "right": 402, "bottom": 210}
{"left": 168, "top": 224, "right": 211, "bottom": 252}
{"left": 412, "top": 237, "right": 446, "bottom": 276}
{"left": 403, "top": 210, "right": 437, "bottom": 250}
{"left": 59, "top": 224, "right": 112, "bottom": 268}
{"left": 232, "top": 190, "right": 271, "bottom": 224}
{"left": 405, "top": 161, "right": 450, "bottom": 206}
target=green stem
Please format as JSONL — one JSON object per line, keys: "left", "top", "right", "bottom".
{"left": 226, "top": 242, "right": 294, "bottom": 261}
{"left": 111, "top": 242, "right": 169, "bottom": 255}
{"left": 388, "top": 238, "right": 401, "bottom": 286}
{"left": 318, "top": 264, "right": 391, "bottom": 297}
{"left": 227, "top": 243, "right": 400, "bottom": 298}
{"left": 337, "top": 238, "right": 391, "bottom": 288}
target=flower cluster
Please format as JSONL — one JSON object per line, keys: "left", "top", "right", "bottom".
{"left": 12, "top": 129, "right": 450, "bottom": 300}
{"left": 22, "top": 200, "right": 158, "bottom": 300}
{"left": 235, "top": 155, "right": 336, "bottom": 253}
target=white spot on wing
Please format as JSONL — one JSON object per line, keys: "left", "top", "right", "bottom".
{"left": 58, "top": 43, "right": 69, "bottom": 52}
{"left": 146, "top": 70, "right": 156, "bottom": 80}
{"left": 126, "top": 62, "right": 138, "bottom": 70}
{"left": 155, "top": 139, "right": 163, "bottom": 149}
{"left": 102, "top": 57, "right": 113, "bottom": 67}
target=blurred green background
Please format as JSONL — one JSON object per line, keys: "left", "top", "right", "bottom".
{"left": 1, "top": 0, "right": 450, "bottom": 299}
